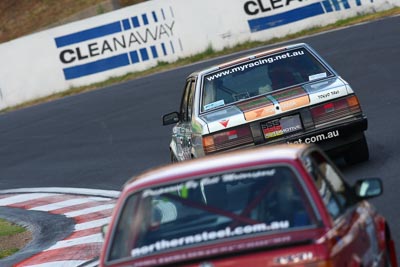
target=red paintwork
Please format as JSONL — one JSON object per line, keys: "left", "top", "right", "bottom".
{"left": 99, "top": 144, "right": 397, "bottom": 267}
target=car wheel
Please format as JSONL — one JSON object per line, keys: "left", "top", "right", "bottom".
{"left": 385, "top": 244, "right": 393, "bottom": 267}
{"left": 170, "top": 151, "right": 178, "bottom": 163}
{"left": 385, "top": 253, "right": 392, "bottom": 267}
{"left": 344, "top": 135, "right": 369, "bottom": 165}
{"left": 384, "top": 238, "right": 398, "bottom": 267}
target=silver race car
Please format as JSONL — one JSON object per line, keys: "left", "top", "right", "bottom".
{"left": 163, "top": 43, "right": 368, "bottom": 164}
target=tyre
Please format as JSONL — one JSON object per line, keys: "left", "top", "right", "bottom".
{"left": 385, "top": 242, "right": 393, "bottom": 267}
{"left": 344, "top": 135, "right": 369, "bottom": 165}
{"left": 385, "top": 238, "right": 398, "bottom": 267}
{"left": 170, "top": 151, "right": 178, "bottom": 163}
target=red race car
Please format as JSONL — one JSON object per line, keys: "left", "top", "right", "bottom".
{"left": 99, "top": 144, "right": 397, "bottom": 267}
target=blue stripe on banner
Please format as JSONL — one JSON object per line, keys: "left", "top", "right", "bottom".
{"left": 130, "top": 50, "right": 140, "bottom": 63}
{"left": 132, "top": 16, "right": 140, "bottom": 28}
{"left": 331, "top": 0, "right": 341, "bottom": 11}
{"left": 341, "top": 0, "right": 351, "bottom": 9}
{"left": 248, "top": 2, "right": 325, "bottom": 32}
{"left": 150, "top": 45, "right": 158, "bottom": 58}
{"left": 140, "top": 48, "right": 149, "bottom": 61}
{"left": 322, "top": 0, "right": 333, "bottom": 12}
{"left": 161, "top": 43, "right": 167, "bottom": 56}
{"left": 152, "top": 11, "right": 158, "bottom": 23}
{"left": 142, "top": 14, "right": 149, "bottom": 25}
{"left": 122, "top": 19, "right": 131, "bottom": 30}
{"left": 55, "top": 22, "right": 121, "bottom": 48}
{"left": 63, "top": 54, "right": 130, "bottom": 80}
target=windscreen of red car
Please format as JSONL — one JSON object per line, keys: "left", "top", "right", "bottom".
{"left": 202, "top": 47, "right": 332, "bottom": 112}
{"left": 107, "top": 166, "right": 318, "bottom": 262}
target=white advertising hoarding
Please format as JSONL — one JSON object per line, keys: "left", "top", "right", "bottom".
{"left": 0, "top": 0, "right": 397, "bottom": 110}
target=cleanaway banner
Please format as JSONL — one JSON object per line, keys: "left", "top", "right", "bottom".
{"left": 0, "top": 0, "right": 397, "bottom": 110}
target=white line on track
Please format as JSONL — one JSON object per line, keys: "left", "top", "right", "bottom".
{"left": 0, "top": 187, "right": 120, "bottom": 198}
{"left": 0, "top": 193, "right": 57, "bottom": 206}
{"left": 79, "top": 259, "right": 100, "bottom": 267}
{"left": 24, "top": 260, "right": 86, "bottom": 267}
{"left": 45, "top": 233, "right": 103, "bottom": 251}
{"left": 65, "top": 204, "right": 115, "bottom": 218}
{"left": 75, "top": 217, "right": 111, "bottom": 231}
{"left": 0, "top": 187, "right": 118, "bottom": 267}
{"left": 29, "top": 198, "right": 94, "bottom": 211}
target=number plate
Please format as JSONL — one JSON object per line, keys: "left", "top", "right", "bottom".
{"left": 261, "top": 115, "right": 303, "bottom": 140}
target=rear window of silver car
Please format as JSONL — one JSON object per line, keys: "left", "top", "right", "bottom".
{"left": 107, "top": 166, "right": 319, "bottom": 262}
{"left": 201, "top": 48, "right": 332, "bottom": 112}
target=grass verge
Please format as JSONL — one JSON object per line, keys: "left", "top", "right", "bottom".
{"left": 1, "top": 7, "right": 399, "bottom": 114}
{"left": 0, "top": 218, "right": 26, "bottom": 259}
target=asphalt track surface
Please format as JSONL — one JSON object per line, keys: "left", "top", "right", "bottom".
{"left": 0, "top": 15, "right": 399, "bottom": 262}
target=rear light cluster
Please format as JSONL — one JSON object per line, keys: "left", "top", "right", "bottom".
{"left": 310, "top": 95, "right": 362, "bottom": 127}
{"left": 202, "top": 125, "right": 253, "bottom": 154}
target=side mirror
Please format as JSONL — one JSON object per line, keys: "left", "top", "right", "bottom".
{"left": 101, "top": 224, "right": 109, "bottom": 239}
{"left": 163, "top": 112, "right": 180, "bottom": 125}
{"left": 354, "top": 178, "right": 383, "bottom": 199}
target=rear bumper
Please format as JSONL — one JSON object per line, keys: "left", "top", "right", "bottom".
{"left": 255, "top": 115, "right": 368, "bottom": 155}
{"left": 287, "top": 116, "right": 367, "bottom": 152}
{"left": 201, "top": 115, "right": 368, "bottom": 158}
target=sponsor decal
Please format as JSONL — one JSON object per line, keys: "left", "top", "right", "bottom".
{"left": 279, "top": 95, "right": 310, "bottom": 111}
{"left": 143, "top": 169, "right": 276, "bottom": 198}
{"left": 244, "top": 0, "right": 368, "bottom": 33}
{"left": 303, "top": 77, "right": 349, "bottom": 104}
{"left": 309, "top": 72, "right": 327, "bottom": 81}
{"left": 204, "top": 100, "right": 225, "bottom": 111}
{"left": 316, "top": 90, "right": 340, "bottom": 100}
{"left": 272, "top": 87, "right": 310, "bottom": 111}
{"left": 287, "top": 130, "right": 339, "bottom": 144}
{"left": 275, "top": 252, "right": 314, "bottom": 264}
{"left": 201, "top": 106, "right": 246, "bottom": 132}
{"left": 131, "top": 236, "right": 291, "bottom": 266}
{"left": 261, "top": 115, "right": 303, "bottom": 139}
{"left": 244, "top": 105, "right": 276, "bottom": 121}
{"left": 207, "top": 50, "right": 306, "bottom": 82}
{"left": 131, "top": 220, "right": 290, "bottom": 258}
{"left": 219, "top": 119, "right": 230, "bottom": 128}
{"left": 55, "top": 7, "right": 181, "bottom": 80}
{"left": 309, "top": 87, "right": 348, "bottom": 103}
{"left": 236, "top": 96, "right": 275, "bottom": 121}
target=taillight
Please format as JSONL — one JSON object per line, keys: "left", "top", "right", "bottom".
{"left": 202, "top": 125, "right": 253, "bottom": 154}
{"left": 310, "top": 95, "right": 362, "bottom": 126}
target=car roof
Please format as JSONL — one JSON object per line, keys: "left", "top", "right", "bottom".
{"left": 123, "top": 144, "right": 311, "bottom": 192}
{"left": 188, "top": 43, "right": 309, "bottom": 78}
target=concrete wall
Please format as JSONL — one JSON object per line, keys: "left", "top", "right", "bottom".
{"left": 0, "top": 0, "right": 397, "bottom": 110}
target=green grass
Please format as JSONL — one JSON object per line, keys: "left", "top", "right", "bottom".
{"left": 0, "top": 219, "right": 25, "bottom": 237}
{"left": 1, "top": 6, "right": 399, "bottom": 114}
{"left": 0, "top": 248, "right": 19, "bottom": 259}
{"left": 0, "top": 219, "right": 26, "bottom": 259}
